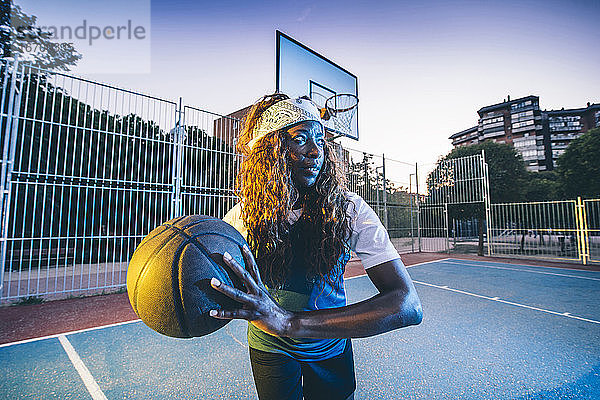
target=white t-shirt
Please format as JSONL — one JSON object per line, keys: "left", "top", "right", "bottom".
{"left": 222, "top": 191, "right": 400, "bottom": 270}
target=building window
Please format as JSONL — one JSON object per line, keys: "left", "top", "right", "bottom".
{"left": 482, "top": 116, "right": 504, "bottom": 125}
{"left": 549, "top": 115, "right": 581, "bottom": 132}
{"left": 512, "top": 119, "right": 534, "bottom": 129}
{"left": 511, "top": 99, "right": 538, "bottom": 111}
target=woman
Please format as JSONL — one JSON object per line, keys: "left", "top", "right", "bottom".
{"left": 210, "top": 93, "right": 422, "bottom": 400}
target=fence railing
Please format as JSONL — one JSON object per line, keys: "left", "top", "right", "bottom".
{"left": 0, "top": 60, "right": 241, "bottom": 303}
{"left": 2, "top": 58, "right": 596, "bottom": 303}
{"left": 488, "top": 198, "right": 599, "bottom": 264}
{"left": 0, "top": 59, "right": 428, "bottom": 303}
{"left": 584, "top": 199, "right": 600, "bottom": 263}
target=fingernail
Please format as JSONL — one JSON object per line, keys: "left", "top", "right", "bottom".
{"left": 223, "top": 251, "right": 232, "bottom": 260}
{"left": 209, "top": 310, "right": 218, "bottom": 317}
{"left": 211, "top": 277, "right": 221, "bottom": 287}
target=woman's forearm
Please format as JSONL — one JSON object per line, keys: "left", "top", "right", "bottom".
{"left": 283, "top": 289, "right": 422, "bottom": 339}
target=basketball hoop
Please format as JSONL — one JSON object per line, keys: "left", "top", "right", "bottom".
{"left": 324, "top": 94, "right": 358, "bottom": 137}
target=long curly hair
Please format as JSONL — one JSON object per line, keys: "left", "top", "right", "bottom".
{"left": 235, "top": 93, "right": 353, "bottom": 290}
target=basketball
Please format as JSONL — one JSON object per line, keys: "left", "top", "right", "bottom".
{"left": 126, "top": 215, "right": 248, "bottom": 338}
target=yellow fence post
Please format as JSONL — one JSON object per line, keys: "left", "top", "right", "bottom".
{"left": 575, "top": 197, "right": 588, "bottom": 265}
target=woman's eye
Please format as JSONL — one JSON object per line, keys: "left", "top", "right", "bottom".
{"left": 293, "top": 136, "right": 306, "bottom": 144}
{"left": 316, "top": 138, "right": 325, "bottom": 146}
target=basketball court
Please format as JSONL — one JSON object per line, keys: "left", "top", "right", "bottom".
{"left": 2, "top": 31, "right": 600, "bottom": 400}
{"left": 1, "top": 257, "right": 599, "bottom": 399}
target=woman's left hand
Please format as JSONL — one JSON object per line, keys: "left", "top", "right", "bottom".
{"left": 209, "top": 244, "right": 293, "bottom": 337}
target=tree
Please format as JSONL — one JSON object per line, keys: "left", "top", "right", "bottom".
{"left": 0, "top": 1, "right": 81, "bottom": 71}
{"left": 556, "top": 127, "right": 600, "bottom": 199}
{"left": 522, "top": 170, "right": 561, "bottom": 201}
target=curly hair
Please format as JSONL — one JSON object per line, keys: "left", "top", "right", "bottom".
{"left": 235, "top": 93, "right": 353, "bottom": 290}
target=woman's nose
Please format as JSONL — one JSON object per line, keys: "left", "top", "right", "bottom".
{"left": 305, "top": 139, "right": 322, "bottom": 158}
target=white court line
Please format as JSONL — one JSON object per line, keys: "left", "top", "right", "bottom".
{"left": 345, "top": 258, "right": 451, "bottom": 281}
{"left": 58, "top": 335, "right": 108, "bottom": 400}
{"left": 414, "top": 280, "right": 600, "bottom": 325}
{"left": 0, "top": 319, "right": 140, "bottom": 348}
{"left": 0, "top": 258, "right": 448, "bottom": 348}
{"left": 445, "top": 258, "right": 600, "bottom": 273}
{"left": 225, "top": 324, "right": 248, "bottom": 348}
{"left": 441, "top": 260, "right": 600, "bottom": 282}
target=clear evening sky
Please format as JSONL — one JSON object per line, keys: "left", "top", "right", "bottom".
{"left": 16, "top": 0, "right": 600, "bottom": 178}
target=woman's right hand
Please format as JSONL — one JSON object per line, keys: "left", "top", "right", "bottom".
{"left": 209, "top": 245, "right": 294, "bottom": 337}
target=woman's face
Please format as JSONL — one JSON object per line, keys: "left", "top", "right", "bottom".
{"left": 286, "top": 121, "right": 325, "bottom": 190}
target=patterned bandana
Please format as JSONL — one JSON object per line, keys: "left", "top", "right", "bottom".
{"left": 247, "top": 97, "right": 323, "bottom": 149}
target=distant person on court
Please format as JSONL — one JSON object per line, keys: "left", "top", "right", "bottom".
{"left": 210, "top": 93, "right": 423, "bottom": 400}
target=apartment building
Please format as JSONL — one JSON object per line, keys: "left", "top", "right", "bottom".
{"left": 546, "top": 103, "right": 600, "bottom": 168}
{"left": 450, "top": 96, "right": 600, "bottom": 171}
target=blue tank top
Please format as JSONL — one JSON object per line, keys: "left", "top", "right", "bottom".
{"left": 247, "top": 221, "right": 351, "bottom": 361}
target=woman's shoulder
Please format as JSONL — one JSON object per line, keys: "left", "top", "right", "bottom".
{"left": 222, "top": 203, "right": 248, "bottom": 239}
{"left": 223, "top": 202, "right": 242, "bottom": 222}
{"left": 344, "top": 191, "right": 368, "bottom": 215}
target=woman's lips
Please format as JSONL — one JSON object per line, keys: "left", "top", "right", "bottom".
{"left": 301, "top": 166, "right": 320, "bottom": 172}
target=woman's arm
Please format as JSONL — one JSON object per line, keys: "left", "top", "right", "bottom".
{"left": 209, "top": 245, "right": 422, "bottom": 339}
{"left": 287, "top": 258, "right": 422, "bottom": 338}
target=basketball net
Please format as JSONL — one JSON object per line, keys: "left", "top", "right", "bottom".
{"left": 325, "top": 94, "right": 358, "bottom": 137}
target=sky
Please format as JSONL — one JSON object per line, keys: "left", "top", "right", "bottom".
{"left": 15, "top": 0, "right": 600, "bottom": 183}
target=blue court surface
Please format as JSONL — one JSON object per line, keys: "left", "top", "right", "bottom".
{"left": 1, "top": 258, "right": 599, "bottom": 399}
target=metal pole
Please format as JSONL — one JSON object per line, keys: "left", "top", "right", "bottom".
{"left": 375, "top": 166, "right": 381, "bottom": 218}
{"left": 445, "top": 202, "right": 450, "bottom": 253}
{"left": 382, "top": 154, "right": 388, "bottom": 229}
{"left": 0, "top": 59, "right": 21, "bottom": 296}
{"left": 409, "top": 173, "right": 414, "bottom": 253}
{"left": 482, "top": 149, "right": 492, "bottom": 256}
{"left": 171, "top": 97, "right": 184, "bottom": 219}
{"left": 416, "top": 162, "right": 421, "bottom": 252}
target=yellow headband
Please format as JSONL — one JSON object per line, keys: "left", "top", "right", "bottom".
{"left": 248, "top": 97, "right": 323, "bottom": 149}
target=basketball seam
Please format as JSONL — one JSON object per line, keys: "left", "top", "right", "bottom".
{"left": 131, "top": 229, "right": 181, "bottom": 315}
{"left": 164, "top": 224, "right": 246, "bottom": 320}
{"left": 133, "top": 215, "right": 246, "bottom": 338}
{"left": 131, "top": 215, "right": 214, "bottom": 311}
{"left": 170, "top": 239, "right": 193, "bottom": 338}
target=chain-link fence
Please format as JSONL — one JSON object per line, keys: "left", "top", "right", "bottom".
{"left": 3, "top": 58, "right": 596, "bottom": 303}
{"left": 0, "top": 60, "right": 239, "bottom": 302}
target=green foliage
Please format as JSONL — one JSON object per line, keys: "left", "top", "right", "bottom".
{"left": 344, "top": 152, "right": 415, "bottom": 238}
{"left": 15, "top": 296, "right": 44, "bottom": 305}
{"left": 522, "top": 171, "right": 561, "bottom": 201}
{"left": 556, "top": 127, "right": 600, "bottom": 199}
{"left": 0, "top": 1, "right": 81, "bottom": 71}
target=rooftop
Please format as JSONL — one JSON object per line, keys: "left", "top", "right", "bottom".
{"left": 449, "top": 126, "right": 478, "bottom": 140}
{"left": 546, "top": 103, "right": 600, "bottom": 115}
{"left": 477, "top": 95, "right": 539, "bottom": 116}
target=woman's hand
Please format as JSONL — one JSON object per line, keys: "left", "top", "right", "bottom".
{"left": 209, "top": 244, "right": 293, "bottom": 337}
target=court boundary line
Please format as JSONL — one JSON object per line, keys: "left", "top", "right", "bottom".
{"left": 58, "top": 335, "right": 108, "bottom": 400}
{"left": 445, "top": 258, "right": 597, "bottom": 273}
{"left": 345, "top": 258, "right": 450, "bottom": 281}
{"left": 413, "top": 280, "right": 600, "bottom": 325}
{"left": 0, "top": 258, "right": 450, "bottom": 348}
{"left": 441, "top": 260, "right": 600, "bottom": 281}
{"left": 0, "top": 319, "right": 141, "bottom": 348}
